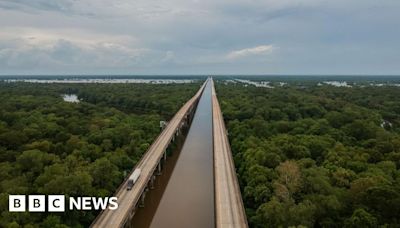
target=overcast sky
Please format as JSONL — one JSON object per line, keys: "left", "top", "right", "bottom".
{"left": 0, "top": 0, "right": 399, "bottom": 75}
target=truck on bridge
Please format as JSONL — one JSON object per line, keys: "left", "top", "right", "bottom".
{"left": 127, "top": 169, "right": 141, "bottom": 191}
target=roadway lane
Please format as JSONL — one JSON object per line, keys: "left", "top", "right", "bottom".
{"left": 211, "top": 79, "right": 248, "bottom": 228}
{"left": 91, "top": 79, "right": 209, "bottom": 228}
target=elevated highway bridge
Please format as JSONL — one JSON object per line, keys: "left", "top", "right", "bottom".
{"left": 91, "top": 78, "right": 247, "bottom": 228}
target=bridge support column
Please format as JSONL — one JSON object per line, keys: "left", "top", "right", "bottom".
{"left": 124, "top": 219, "right": 132, "bottom": 228}
{"left": 139, "top": 192, "right": 146, "bottom": 208}
{"left": 157, "top": 162, "right": 162, "bottom": 175}
{"left": 163, "top": 151, "right": 167, "bottom": 162}
{"left": 149, "top": 175, "right": 155, "bottom": 189}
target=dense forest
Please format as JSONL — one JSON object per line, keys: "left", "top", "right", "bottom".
{"left": 217, "top": 81, "right": 400, "bottom": 227}
{"left": 0, "top": 82, "right": 199, "bottom": 227}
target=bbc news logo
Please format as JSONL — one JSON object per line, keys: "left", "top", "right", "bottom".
{"left": 9, "top": 195, "right": 118, "bottom": 212}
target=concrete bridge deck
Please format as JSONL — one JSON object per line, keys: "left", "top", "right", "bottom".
{"left": 211, "top": 79, "right": 248, "bottom": 228}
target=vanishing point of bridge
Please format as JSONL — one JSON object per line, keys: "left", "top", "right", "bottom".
{"left": 91, "top": 78, "right": 247, "bottom": 228}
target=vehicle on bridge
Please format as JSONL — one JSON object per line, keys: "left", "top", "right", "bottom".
{"left": 127, "top": 169, "right": 141, "bottom": 190}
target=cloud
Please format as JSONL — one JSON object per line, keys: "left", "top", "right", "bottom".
{"left": 0, "top": 0, "right": 207, "bottom": 19}
{"left": 227, "top": 45, "right": 275, "bottom": 59}
{"left": 0, "top": 0, "right": 399, "bottom": 74}
{"left": 0, "top": 0, "right": 77, "bottom": 15}
{"left": 0, "top": 28, "right": 166, "bottom": 70}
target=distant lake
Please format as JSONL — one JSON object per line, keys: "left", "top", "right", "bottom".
{"left": 62, "top": 94, "right": 79, "bottom": 103}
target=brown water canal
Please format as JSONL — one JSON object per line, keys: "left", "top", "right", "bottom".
{"left": 131, "top": 81, "right": 215, "bottom": 228}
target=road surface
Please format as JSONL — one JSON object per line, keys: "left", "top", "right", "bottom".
{"left": 211, "top": 79, "right": 248, "bottom": 228}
